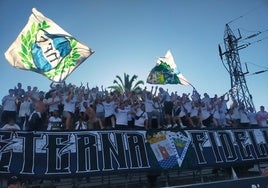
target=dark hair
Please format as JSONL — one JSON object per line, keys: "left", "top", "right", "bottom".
{"left": 7, "top": 176, "right": 23, "bottom": 186}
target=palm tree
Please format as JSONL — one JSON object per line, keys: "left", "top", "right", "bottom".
{"left": 108, "top": 73, "right": 144, "bottom": 94}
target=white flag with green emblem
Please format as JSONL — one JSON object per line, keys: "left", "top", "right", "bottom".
{"left": 147, "top": 50, "right": 189, "bottom": 86}
{"left": 5, "top": 8, "right": 94, "bottom": 82}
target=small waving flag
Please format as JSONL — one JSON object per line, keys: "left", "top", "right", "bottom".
{"left": 5, "top": 8, "right": 94, "bottom": 82}
{"left": 147, "top": 50, "right": 189, "bottom": 85}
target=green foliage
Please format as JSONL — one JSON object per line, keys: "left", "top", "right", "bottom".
{"left": 108, "top": 73, "right": 144, "bottom": 94}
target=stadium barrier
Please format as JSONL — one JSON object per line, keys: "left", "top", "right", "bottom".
{"left": 0, "top": 127, "right": 267, "bottom": 179}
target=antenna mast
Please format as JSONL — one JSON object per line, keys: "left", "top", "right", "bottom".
{"left": 219, "top": 24, "right": 255, "bottom": 111}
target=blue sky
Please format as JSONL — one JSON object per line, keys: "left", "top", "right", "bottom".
{"left": 1, "top": 0, "right": 268, "bottom": 110}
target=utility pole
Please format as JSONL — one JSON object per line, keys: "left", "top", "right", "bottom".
{"left": 219, "top": 24, "right": 255, "bottom": 111}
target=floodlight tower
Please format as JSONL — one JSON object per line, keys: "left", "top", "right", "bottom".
{"left": 219, "top": 24, "right": 255, "bottom": 111}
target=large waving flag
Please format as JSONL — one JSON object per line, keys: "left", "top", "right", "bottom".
{"left": 147, "top": 50, "right": 189, "bottom": 85}
{"left": 5, "top": 8, "right": 94, "bottom": 82}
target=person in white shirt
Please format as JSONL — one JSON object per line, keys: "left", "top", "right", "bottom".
{"left": 239, "top": 105, "right": 250, "bottom": 127}
{"left": 201, "top": 93, "right": 211, "bottom": 106}
{"left": 247, "top": 107, "right": 258, "bottom": 126}
{"left": 114, "top": 102, "right": 129, "bottom": 129}
{"left": 62, "top": 90, "right": 79, "bottom": 130}
{"left": 256, "top": 106, "right": 268, "bottom": 127}
{"left": 102, "top": 96, "right": 116, "bottom": 129}
{"left": 75, "top": 115, "right": 87, "bottom": 130}
{"left": 45, "top": 91, "right": 61, "bottom": 116}
{"left": 208, "top": 99, "right": 219, "bottom": 127}
{"left": 133, "top": 103, "right": 148, "bottom": 130}
{"left": 179, "top": 95, "right": 195, "bottom": 128}
{"left": 190, "top": 101, "right": 200, "bottom": 126}
{"left": 199, "top": 102, "right": 212, "bottom": 128}
{"left": 18, "top": 96, "right": 32, "bottom": 130}
{"left": 47, "top": 110, "right": 62, "bottom": 131}
{"left": 173, "top": 100, "right": 188, "bottom": 129}
{"left": 93, "top": 97, "right": 105, "bottom": 123}
{"left": 1, "top": 89, "right": 18, "bottom": 125}
{"left": 158, "top": 87, "right": 173, "bottom": 128}
{"left": 217, "top": 100, "right": 228, "bottom": 127}
{"left": 225, "top": 108, "right": 239, "bottom": 127}
{"left": 142, "top": 89, "right": 161, "bottom": 129}
{"left": 230, "top": 101, "right": 241, "bottom": 125}
{"left": 29, "top": 86, "right": 40, "bottom": 102}
{"left": 2, "top": 118, "right": 21, "bottom": 131}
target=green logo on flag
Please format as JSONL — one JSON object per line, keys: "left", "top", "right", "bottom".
{"left": 5, "top": 8, "right": 93, "bottom": 82}
{"left": 19, "top": 21, "right": 81, "bottom": 79}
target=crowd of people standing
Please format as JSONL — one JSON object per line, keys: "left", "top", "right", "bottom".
{"left": 1, "top": 82, "right": 268, "bottom": 131}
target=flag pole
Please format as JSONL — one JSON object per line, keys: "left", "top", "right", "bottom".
{"left": 177, "top": 76, "right": 202, "bottom": 100}
{"left": 178, "top": 76, "right": 197, "bottom": 91}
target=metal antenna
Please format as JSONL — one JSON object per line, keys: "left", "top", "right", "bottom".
{"left": 218, "top": 24, "right": 256, "bottom": 112}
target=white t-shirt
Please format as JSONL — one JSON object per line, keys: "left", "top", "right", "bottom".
{"left": 95, "top": 103, "right": 104, "bottom": 113}
{"left": 19, "top": 100, "right": 32, "bottom": 117}
{"left": 232, "top": 107, "right": 240, "bottom": 120}
{"left": 178, "top": 106, "right": 186, "bottom": 117}
{"left": 184, "top": 101, "right": 192, "bottom": 114}
{"left": 212, "top": 107, "right": 220, "bottom": 119}
{"left": 200, "top": 106, "right": 210, "bottom": 120}
{"left": 75, "top": 121, "right": 87, "bottom": 130}
{"left": 2, "top": 95, "right": 17, "bottom": 111}
{"left": 256, "top": 111, "right": 268, "bottom": 126}
{"left": 144, "top": 99, "right": 154, "bottom": 113}
{"left": 63, "top": 96, "right": 77, "bottom": 113}
{"left": 46, "top": 96, "right": 61, "bottom": 113}
{"left": 115, "top": 108, "right": 129, "bottom": 126}
{"left": 103, "top": 101, "right": 115, "bottom": 117}
{"left": 240, "top": 110, "right": 249, "bottom": 123}
{"left": 47, "top": 116, "right": 62, "bottom": 130}
{"left": 248, "top": 112, "right": 258, "bottom": 125}
{"left": 201, "top": 96, "right": 211, "bottom": 105}
{"left": 1, "top": 124, "right": 21, "bottom": 131}
{"left": 190, "top": 106, "right": 199, "bottom": 117}
{"left": 134, "top": 108, "right": 148, "bottom": 127}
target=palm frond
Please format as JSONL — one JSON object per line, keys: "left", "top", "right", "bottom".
{"left": 108, "top": 73, "right": 144, "bottom": 94}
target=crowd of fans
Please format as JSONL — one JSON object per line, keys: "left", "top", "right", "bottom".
{"left": 1, "top": 82, "right": 268, "bottom": 131}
